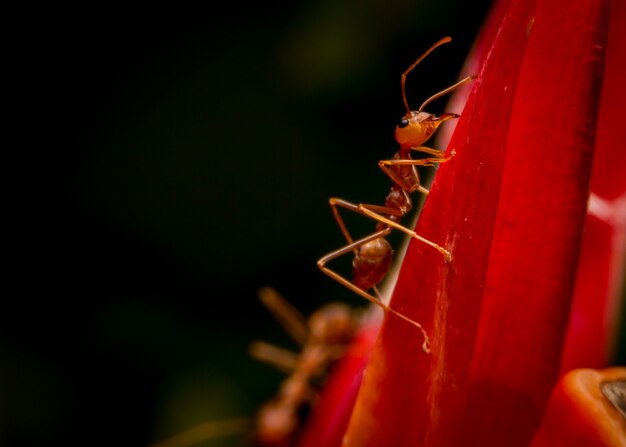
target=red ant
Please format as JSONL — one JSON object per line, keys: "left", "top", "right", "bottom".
{"left": 248, "top": 287, "right": 358, "bottom": 447}
{"left": 317, "top": 37, "right": 474, "bottom": 351}
{"left": 150, "top": 287, "right": 357, "bottom": 447}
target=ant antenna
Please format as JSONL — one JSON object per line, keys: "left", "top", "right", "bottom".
{"left": 401, "top": 36, "right": 452, "bottom": 114}
{"left": 418, "top": 75, "right": 475, "bottom": 112}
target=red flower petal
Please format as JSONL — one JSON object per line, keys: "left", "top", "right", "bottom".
{"left": 341, "top": 0, "right": 611, "bottom": 445}
{"left": 560, "top": 0, "right": 626, "bottom": 371}
{"left": 343, "top": 0, "right": 537, "bottom": 444}
{"left": 295, "top": 324, "right": 378, "bottom": 447}
{"left": 462, "top": 0, "right": 611, "bottom": 443}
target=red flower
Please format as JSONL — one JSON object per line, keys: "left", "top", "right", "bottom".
{"left": 297, "top": 0, "right": 625, "bottom": 445}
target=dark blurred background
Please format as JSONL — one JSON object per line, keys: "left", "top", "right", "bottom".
{"left": 6, "top": 1, "right": 493, "bottom": 446}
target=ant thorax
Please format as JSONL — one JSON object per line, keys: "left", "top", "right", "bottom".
{"left": 384, "top": 184, "right": 413, "bottom": 218}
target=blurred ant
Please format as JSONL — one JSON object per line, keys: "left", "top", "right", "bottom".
{"left": 248, "top": 287, "right": 358, "bottom": 447}
{"left": 150, "top": 287, "right": 357, "bottom": 447}
{"left": 317, "top": 37, "right": 474, "bottom": 351}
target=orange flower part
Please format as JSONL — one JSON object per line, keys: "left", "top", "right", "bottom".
{"left": 531, "top": 368, "right": 626, "bottom": 447}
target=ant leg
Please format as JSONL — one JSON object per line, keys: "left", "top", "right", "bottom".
{"left": 378, "top": 150, "right": 455, "bottom": 195}
{"left": 389, "top": 148, "right": 455, "bottom": 165}
{"left": 327, "top": 198, "right": 448, "bottom": 260}
{"left": 317, "top": 230, "right": 430, "bottom": 353}
{"left": 329, "top": 198, "right": 397, "bottom": 301}
{"left": 357, "top": 206, "right": 452, "bottom": 262}
{"left": 258, "top": 287, "right": 309, "bottom": 346}
{"left": 411, "top": 145, "right": 449, "bottom": 157}
{"left": 249, "top": 340, "right": 300, "bottom": 374}
{"left": 329, "top": 198, "right": 402, "bottom": 220}
{"left": 328, "top": 197, "right": 359, "bottom": 246}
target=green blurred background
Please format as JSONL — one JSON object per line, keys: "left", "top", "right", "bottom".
{"left": 6, "top": 2, "right": 493, "bottom": 446}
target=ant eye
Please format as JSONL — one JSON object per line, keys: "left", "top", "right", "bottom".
{"left": 398, "top": 118, "right": 410, "bottom": 128}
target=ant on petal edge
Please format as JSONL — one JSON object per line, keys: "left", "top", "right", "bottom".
{"left": 317, "top": 37, "right": 474, "bottom": 352}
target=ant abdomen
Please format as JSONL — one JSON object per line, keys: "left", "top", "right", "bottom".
{"left": 352, "top": 238, "right": 393, "bottom": 291}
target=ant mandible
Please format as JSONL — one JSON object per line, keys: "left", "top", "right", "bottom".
{"left": 317, "top": 37, "right": 474, "bottom": 351}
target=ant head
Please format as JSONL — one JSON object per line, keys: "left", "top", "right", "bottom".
{"left": 395, "top": 111, "right": 458, "bottom": 149}
{"left": 395, "top": 36, "right": 472, "bottom": 149}
{"left": 308, "top": 303, "right": 355, "bottom": 345}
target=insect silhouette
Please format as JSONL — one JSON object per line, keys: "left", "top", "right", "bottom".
{"left": 317, "top": 37, "right": 474, "bottom": 351}
{"left": 248, "top": 287, "right": 358, "bottom": 447}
